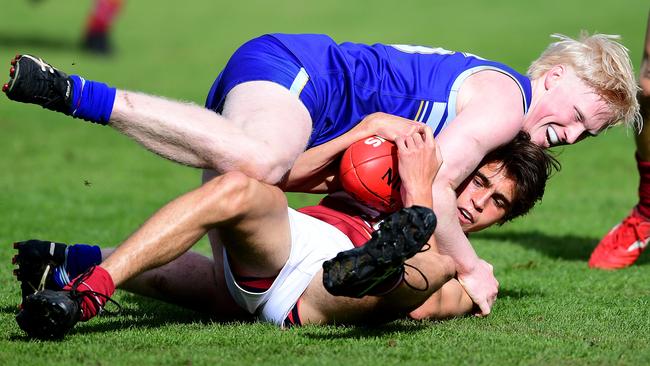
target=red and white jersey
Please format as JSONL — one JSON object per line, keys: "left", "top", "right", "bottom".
{"left": 298, "top": 192, "right": 384, "bottom": 247}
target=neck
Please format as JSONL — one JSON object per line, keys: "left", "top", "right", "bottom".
{"left": 523, "top": 77, "right": 545, "bottom": 126}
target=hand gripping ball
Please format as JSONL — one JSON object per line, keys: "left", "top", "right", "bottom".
{"left": 340, "top": 136, "right": 403, "bottom": 213}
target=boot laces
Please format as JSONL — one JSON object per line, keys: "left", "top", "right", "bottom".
{"left": 69, "top": 266, "right": 121, "bottom": 316}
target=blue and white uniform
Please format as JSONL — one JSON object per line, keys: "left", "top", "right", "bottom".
{"left": 206, "top": 34, "right": 532, "bottom": 148}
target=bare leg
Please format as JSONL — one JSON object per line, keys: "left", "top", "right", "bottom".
{"left": 110, "top": 81, "right": 312, "bottom": 183}
{"left": 589, "top": 12, "right": 650, "bottom": 269}
{"left": 636, "top": 13, "right": 650, "bottom": 160}
{"left": 101, "top": 170, "right": 293, "bottom": 288}
{"left": 103, "top": 249, "right": 249, "bottom": 320}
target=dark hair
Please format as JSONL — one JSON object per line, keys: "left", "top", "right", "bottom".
{"left": 481, "top": 131, "right": 560, "bottom": 223}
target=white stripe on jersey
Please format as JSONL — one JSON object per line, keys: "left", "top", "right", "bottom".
{"left": 444, "top": 65, "right": 529, "bottom": 128}
{"left": 425, "top": 102, "right": 447, "bottom": 130}
{"left": 417, "top": 101, "right": 429, "bottom": 122}
{"left": 289, "top": 68, "right": 309, "bottom": 96}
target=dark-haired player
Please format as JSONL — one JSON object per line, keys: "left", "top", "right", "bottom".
{"left": 13, "top": 130, "right": 558, "bottom": 337}
{"left": 4, "top": 32, "right": 615, "bottom": 314}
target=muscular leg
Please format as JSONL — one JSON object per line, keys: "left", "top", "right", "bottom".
{"left": 3, "top": 53, "right": 312, "bottom": 184}
{"left": 103, "top": 248, "right": 249, "bottom": 320}
{"left": 101, "top": 171, "right": 292, "bottom": 287}
{"left": 110, "top": 81, "right": 312, "bottom": 183}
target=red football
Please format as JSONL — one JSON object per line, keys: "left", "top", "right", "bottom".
{"left": 340, "top": 136, "right": 403, "bottom": 213}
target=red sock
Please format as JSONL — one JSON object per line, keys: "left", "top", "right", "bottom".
{"left": 86, "top": 0, "right": 124, "bottom": 35}
{"left": 636, "top": 153, "right": 650, "bottom": 219}
{"left": 63, "top": 266, "right": 115, "bottom": 321}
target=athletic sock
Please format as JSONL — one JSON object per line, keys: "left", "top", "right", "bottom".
{"left": 53, "top": 244, "right": 102, "bottom": 288}
{"left": 68, "top": 75, "right": 116, "bottom": 125}
{"left": 636, "top": 153, "right": 650, "bottom": 219}
{"left": 63, "top": 265, "right": 116, "bottom": 321}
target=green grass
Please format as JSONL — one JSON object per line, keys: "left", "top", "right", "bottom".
{"left": 1, "top": 0, "right": 650, "bottom": 364}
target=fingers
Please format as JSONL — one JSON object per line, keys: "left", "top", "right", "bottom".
{"left": 405, "top": 134, "right": 416, "bottom": 149}
{"left": 395, "top": 135, "right": 407, "bottom": 151}
{"left": 474, "top": 300, "right": 491, "bottom": 317}
{"left": 422, "top": 125, "right": 435, "bottom": 145}
{"left": 395, "top": 125, "right": 433, "bottom": 147}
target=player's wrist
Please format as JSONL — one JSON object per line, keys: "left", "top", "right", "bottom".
{"left": 454, "top": 255, "right": 482, "bottom": 275}
{"left": 402, "top": 188, "right": 433, "bottom": 208}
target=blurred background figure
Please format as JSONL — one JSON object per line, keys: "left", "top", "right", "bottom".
{"left": 82, "top": 0, "right": 124, "bottom": 54}
{"left": 589, "top": 11, "right": 650, "bottom": 270}
{"left": 30, "top": 0, "right": 124, "bottom": 54}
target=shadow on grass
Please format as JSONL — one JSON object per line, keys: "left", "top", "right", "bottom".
{"left": 74, "top": 293, "right": 253, "bottom": 335}
{"left": 0, "top": 304, "right": 20, "bottom": 315}
{"left": 498, "top": 286, "right": 543, "bottom": 300}
{"left": 6, "top": 293, "right": 252, "bottom": 342}
{"left": 0, "top": 33, "right": 79, "bottom": 52}
{"left": 474, "top": 230, "right": 600, "bottom": 262}
{"left": 476, "top": 229, "right": 650, "bottom": 268}
{"left": 301, "top": 321, "right": 430, "bottom": 340}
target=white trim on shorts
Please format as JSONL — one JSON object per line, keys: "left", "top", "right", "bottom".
{"left": 223, "top": 207, "right": 354, "bottom": 326}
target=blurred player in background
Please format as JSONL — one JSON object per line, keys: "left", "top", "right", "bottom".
{"left": 589, "top": 12, "right": 650, "bottom": 269}
{"left": 3, "top": 32, "right": 637, "bottom": 315}
{"left": 12, "top": 130, "right": 558, "bottom": 338}
{"left": 82, "top": 0, "right": 124, "bottom": 54}
{"left": 29, "top": 0, "right": 123, "bottom": 54}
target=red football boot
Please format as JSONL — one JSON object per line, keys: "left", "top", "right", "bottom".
{"left": 589, "top": 208, "right": 650, "bottom": 269}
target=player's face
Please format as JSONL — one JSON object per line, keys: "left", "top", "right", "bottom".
{"left": 523, "top": 68, "right": 612, "bottom": 148}
{"left": 455, "top": 162, "right": 515, "bottom": 233}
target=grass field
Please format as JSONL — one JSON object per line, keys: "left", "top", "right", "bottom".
{"left": 1, "top": 0, "right": 650, "bottom": 365}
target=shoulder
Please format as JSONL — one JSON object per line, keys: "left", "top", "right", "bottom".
{"left": 466, "top": 70, "right": 524, "bottom": 101}
{"left": 456, "top": 70, "right": 525, "bottom": 121}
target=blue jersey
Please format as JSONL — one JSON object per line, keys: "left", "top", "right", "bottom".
{"left": 206, "top": 34, "right": 532, "bottom": 148}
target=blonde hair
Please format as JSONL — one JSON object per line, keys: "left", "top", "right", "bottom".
{"left": 528, "top": 32, "right": 641, "bottom": 131}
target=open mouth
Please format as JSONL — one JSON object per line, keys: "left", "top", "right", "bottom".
{"left": 458, "top": 207, "right": 474, "bottom": 224}
{"left": 546, "top": 126, "right": 559, "bottom": 146}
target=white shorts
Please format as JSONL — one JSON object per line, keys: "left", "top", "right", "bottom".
{"left": 223, "top": 207, "right": 354, "bottom": 326}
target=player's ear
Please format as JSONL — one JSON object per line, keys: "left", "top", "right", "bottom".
{"left": 543, "top": 65, "right": 565, "bottom": 90}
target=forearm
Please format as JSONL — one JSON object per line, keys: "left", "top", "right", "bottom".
{"left": 431, "top": 182, "right": 480, "bottom": 273}
{"left": 283, "top": 125, "right": 369, "bottom": 192}
{"left": 402, "top": 186, "right": 433, "bottom": 210}
{"left": 409, "top": 279, "right": 473, "bottom": 320}
{"left": 284, "top": 112, "right": 425, "bottom": 192}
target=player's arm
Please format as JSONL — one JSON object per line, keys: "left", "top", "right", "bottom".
{"left": 408, "top": 278, "right": 474, "bottom": 320}
{"left": 281, "top": 112, "right": 425, "bottom": 193}
{"left": 432, "top": 71, "right": 523, "bottom": 316}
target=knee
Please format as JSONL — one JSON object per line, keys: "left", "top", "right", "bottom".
{"left": 201, "top": 171, "right": 258, "bottom": 217}
{"left": 238, "top": 150, "right": 296, "bottom": 185}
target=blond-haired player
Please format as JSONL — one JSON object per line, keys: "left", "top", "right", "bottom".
{"left": 4, "top": 31, "right": 637, "bottom": 315}
{"left": 13, "top": 130, "right": 558, "bottom": 337}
